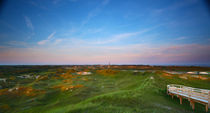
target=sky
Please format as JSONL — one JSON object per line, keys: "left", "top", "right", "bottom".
{"left": 0, "top": 0, "right": 210, "bottom": 65}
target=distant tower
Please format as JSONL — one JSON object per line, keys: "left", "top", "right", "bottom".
{"left": 74, "top": 66, "right": 77, "bottom": 70}
{"left": 108, "top": 61, "right": 110, "bottom": 69}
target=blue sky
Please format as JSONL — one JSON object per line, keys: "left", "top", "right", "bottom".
{"left": 0, "top": 0, "right": 210, "bottom": 65}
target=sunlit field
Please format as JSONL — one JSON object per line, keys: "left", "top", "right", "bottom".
{"left": 0, "top": 66, "right": 210, "bottom": 113}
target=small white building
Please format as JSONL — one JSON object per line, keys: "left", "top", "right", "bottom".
{"left": 199, "top": 72, "right": 209, "bottom": 75}
{"left": 166, "top": 71, "right": 184, "bottom": 74}
{"left": 187, "top": 72, "right": 197, "bottom": 74}
{"left": 77, "top": 72, "right": 92, "bottom": 75}
{"left": 187, "top": 71, "right": 209, "bottom": 75}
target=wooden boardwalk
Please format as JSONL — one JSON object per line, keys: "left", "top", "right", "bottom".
{"left": 167, "top": 84, "right": 210, "bottom": 112}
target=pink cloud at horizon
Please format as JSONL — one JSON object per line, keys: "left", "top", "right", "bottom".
{"left": 0, "top": 44, "right": 209, "bottom": 65}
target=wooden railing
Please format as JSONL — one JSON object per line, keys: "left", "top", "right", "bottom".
{"left": 167, "top": 84, "right": 210, "bottom": 112}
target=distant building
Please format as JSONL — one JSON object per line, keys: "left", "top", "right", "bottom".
{"left": 199, "top": 72, "right": 209, "bottom": 75}
{"left": 187, "top": 72, "right": 198, "bottom": 75}
{"left": 165, "top": 71, "right": 185, "bottom": 74}
{"left": 187, "top": 71, "right": 209, "bottom": 75}
{"left": 76, "top": 72, "right": 92, "bottom": 75}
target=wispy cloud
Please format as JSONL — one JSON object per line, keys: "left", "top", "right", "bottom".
{"left": 153, "top": 0, "right": 198, "bottom": 15}
{"left": 27, "top": 32, "right": 35, "bottom": 40}
{"left": 47, "top": 32, "right": 56, "bottom": 40}
{"left": 52, "top": 0, "right": 62, "bottom": 4}
{"left": 0, "top": 20, "right": 25, "bottom": 35}
{"left": 85, "top": 28, "right": 103, "bottom": 34}
{"left": 94, "top": 29, "right": 151, "bottom": 44}
{"left": 7, "top": 41, "right": 27, "bottom": 47}
{"left": 0, "top": 46, "right": 9, "bottom": 49}
{"left": 38, "top": 32, "right": 56, "bottom": 45}
{"left": 52, "top": 28, "right": 152, "bottom": 46}
{"left": 102, "top": 0, "right": 110, "bottom": 5}
{"left": 175, "top": 36, "right": 188, "bottom": 40}
{"left": 52, "top": 0, "right": 78, "bottom": 5}
{"left": 37, "top": 40, "right": 48, "bottom": 45}
{"left": 24, "top": 16, "right": 34, "bottom": 30}
{"left": 97, "top": 32, "right": 139, "bottom": 44}
{"left": 81, "top": 0, "right": 110, "bottom": 26}
{"left": 28, "top": 1, "right": 48, "bottom": 10}
{"left": 54, "top": 39, "right": 63, "bottom": 45}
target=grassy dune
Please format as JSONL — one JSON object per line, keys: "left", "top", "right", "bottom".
{"left": 0, "top": 69, "right": 210, "bottom": 113}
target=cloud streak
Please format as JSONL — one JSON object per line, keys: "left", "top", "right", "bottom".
{"left": 7, "top": 41, "right": 27, "bottom": 47}
{"left": 153, "top": 0, "right": 198, "bottom": 15}
{"left": 175, "top": 36, "right": 188, "bottom": 40}
{"left": 54, "top": 39, "right": 63, "bottom": 45}
{"left": 81, "top": 0, "right": 110, "bottom": 26}
{"left": 93, "top": 28, "right": 152, "bottom": 44}
{"left": 38, "top": 32, "right": 56, "bottom": 45}
{"left": 102, "top": 0, "right": 110, "bottom": 5}
{"left": 24, "top": 16, "right": 34, "bottom": 30}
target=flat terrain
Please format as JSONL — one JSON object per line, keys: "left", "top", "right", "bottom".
{"left": 0, "top": 66, "right": 210, "bottom": 113}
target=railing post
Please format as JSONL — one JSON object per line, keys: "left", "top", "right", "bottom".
{"left": 179, "top": 96, "right": 183, "bottom": 104}
{"left": 208, "top": 91, "right": 210, "bottom": 108}
{"left": 189, "top": 88, "right": 192, "bottom": 98}
{"left": 167, "top": 85, "right": 169, "bottom": 95}
{"left": 190, "top": 100, "right": 195, "bottom": 110}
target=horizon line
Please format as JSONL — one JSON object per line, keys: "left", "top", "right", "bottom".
{"left": 0, "top": 64, "right": 210, "bottom": 67}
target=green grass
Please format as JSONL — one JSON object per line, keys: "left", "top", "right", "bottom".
{"left": 0, "top": 70, "right": 210, "bottom": 113}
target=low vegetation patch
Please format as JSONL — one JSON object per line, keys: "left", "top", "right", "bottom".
{"left": 0, "top": 86, "right": 45, "bottom": 96}
{"left": 52, "top": 84, "right": 84, "bottom": 91}
{"left": 96, "top": 69, "right": 119, "bottom": 76}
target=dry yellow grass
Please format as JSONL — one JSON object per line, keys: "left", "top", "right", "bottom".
{"left": 53, "top": 84, "right": 84, "bottom": 91}
{"left": 96, "top": 69, "right": 119, "bottom": 76}
{"left": 0, "top": 87, "right": 45, "bottom": 97}
{"left": 59, "top": 73, "right": 75, "bottom": 79}
{"left": 0, "top": 104, "right": 10, "bottom": 111}
{"left": 63, "top": 79, "right": 72, "bottom": 83}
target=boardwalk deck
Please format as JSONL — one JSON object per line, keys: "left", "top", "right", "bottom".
{"left": 167, "top": 84, "right": 210, "bottom": 112}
